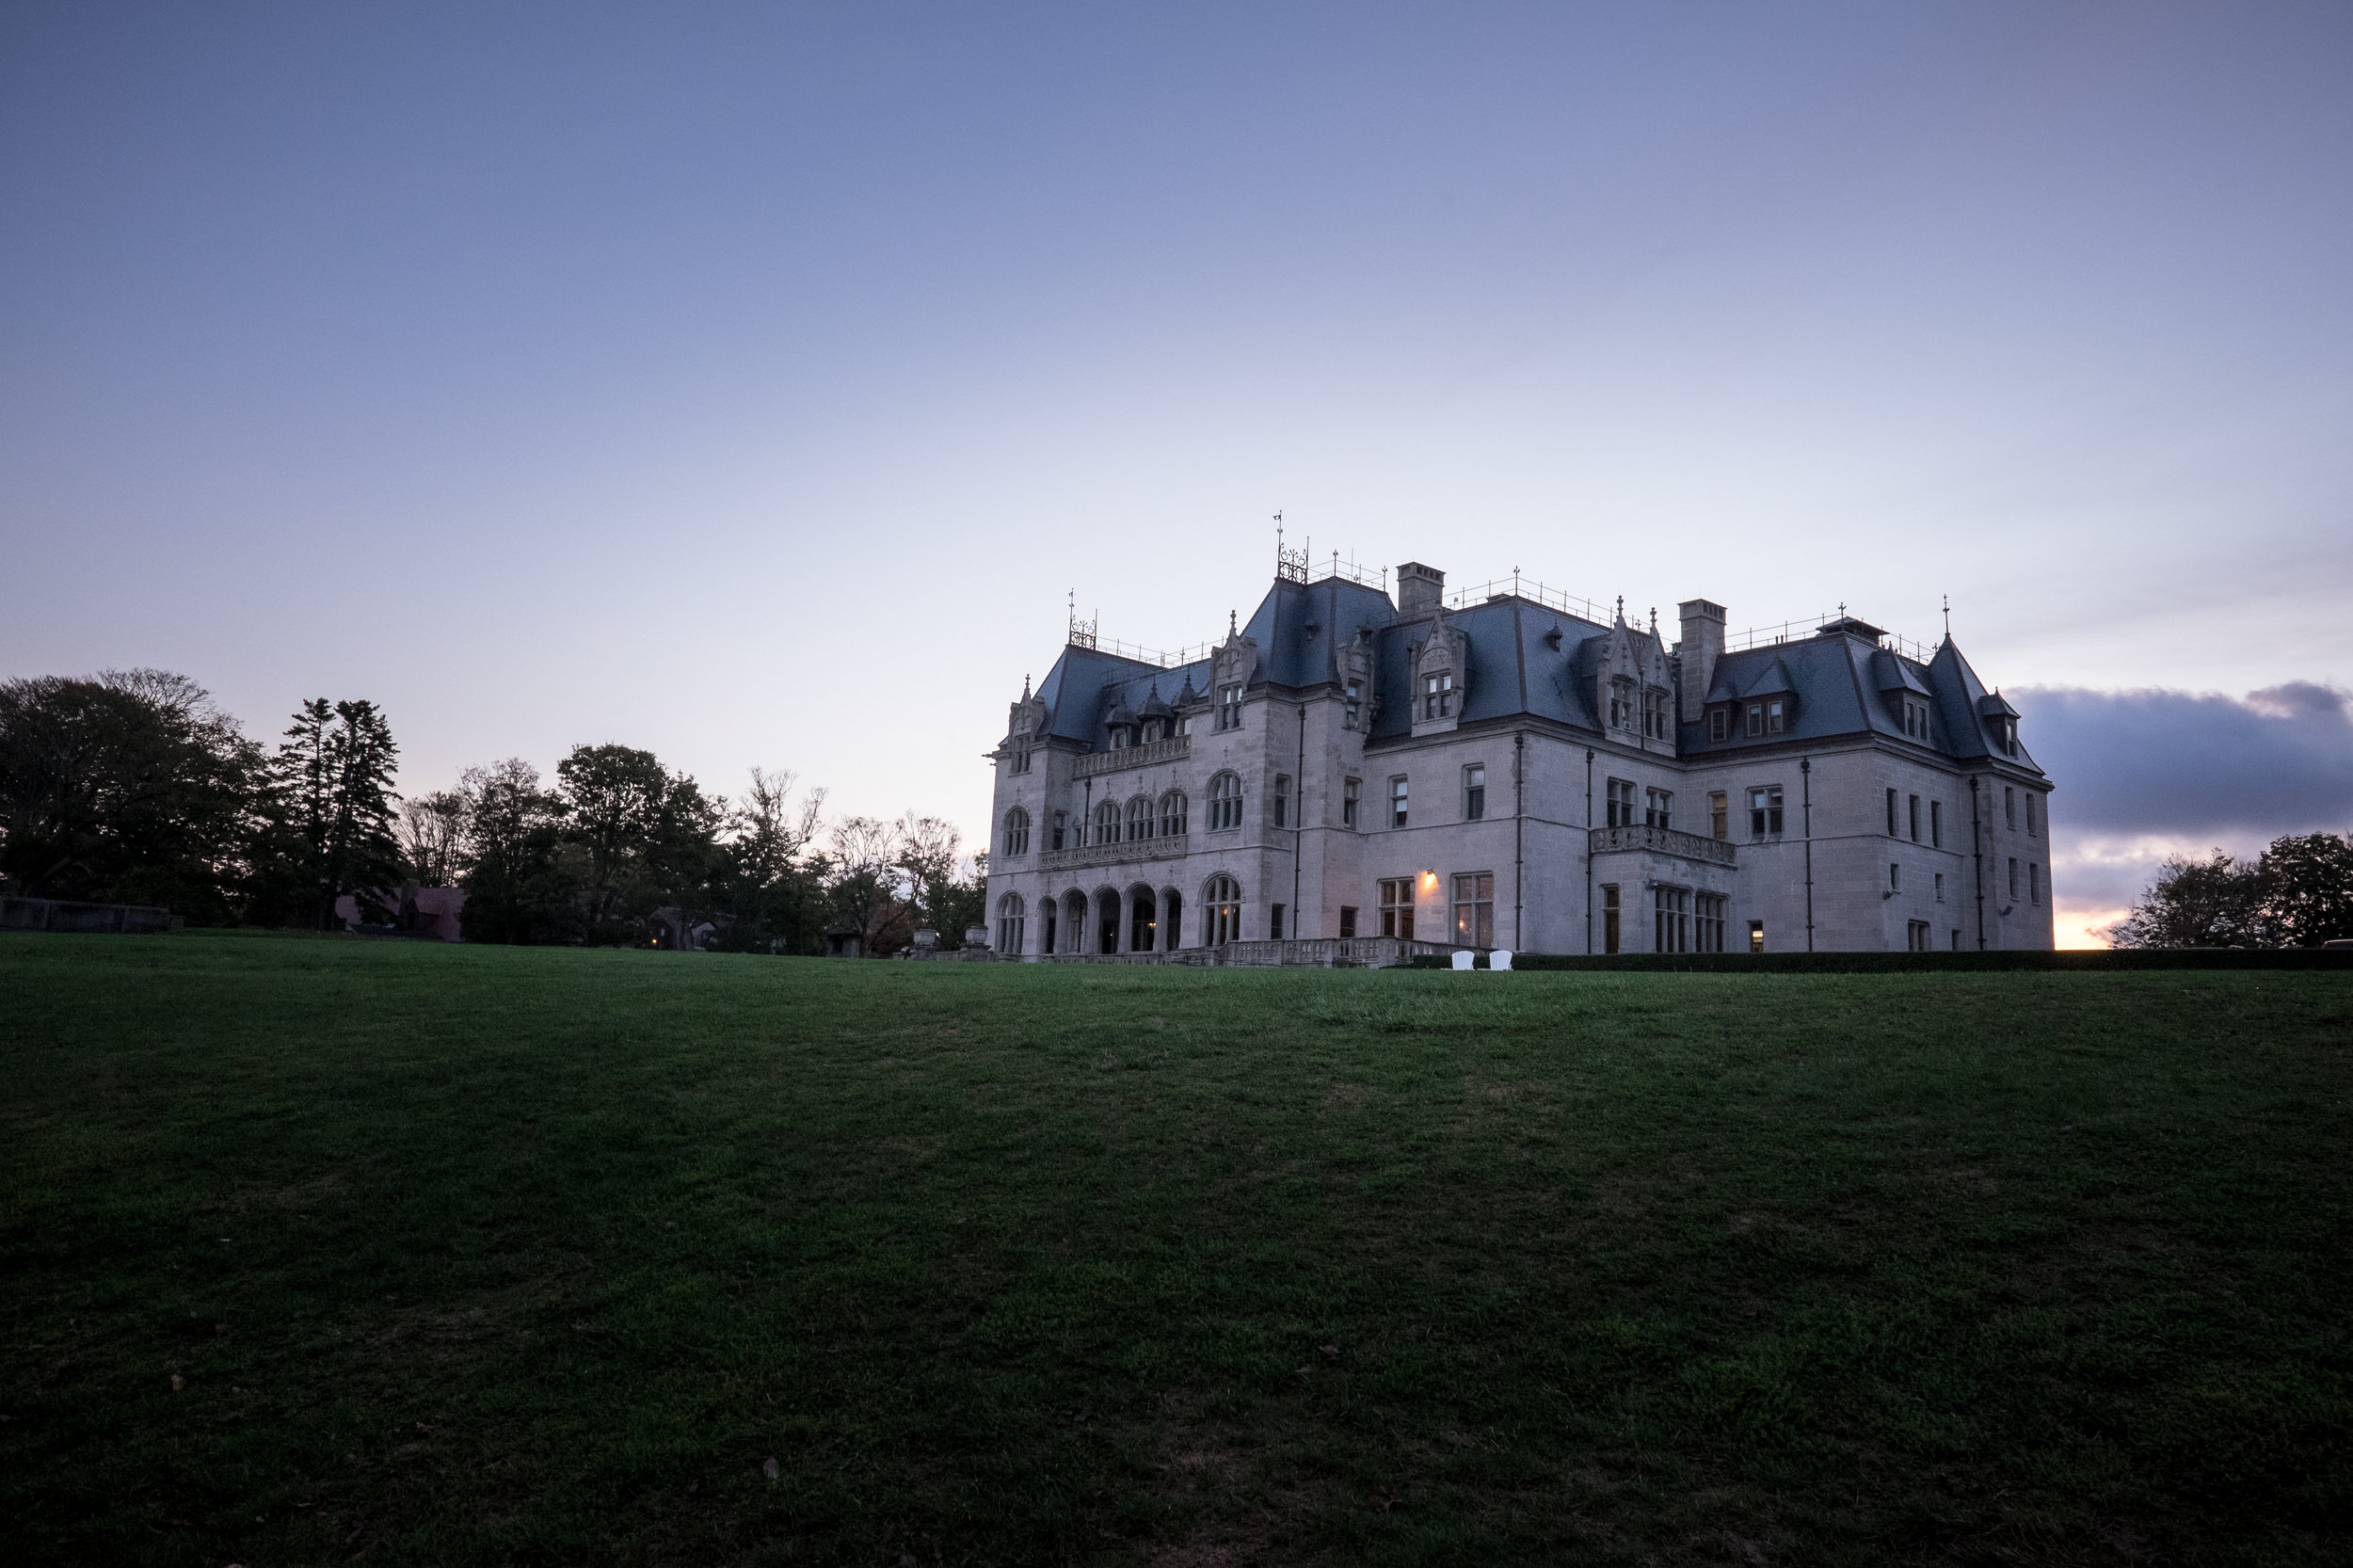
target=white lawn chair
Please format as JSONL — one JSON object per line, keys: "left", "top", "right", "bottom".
{"left": 1449, "top": 949, "right": 1475, "bottom": 970}
{"left": 1491, "top": 949, "right": 1513, "bottom": 970}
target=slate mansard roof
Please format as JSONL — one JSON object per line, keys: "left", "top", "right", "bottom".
{"left": 1015, "top": 573, "right": 2044, "bottom": 776}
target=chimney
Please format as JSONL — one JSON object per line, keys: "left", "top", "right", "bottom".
{"left": 1396, "top": 562, "right": 1445, "bottom": 617}
{"left": 1677, "top": 599, "right": 1726, "bottom": 723}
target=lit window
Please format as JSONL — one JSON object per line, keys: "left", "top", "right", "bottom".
{"left": 1452, "top": 872, "right": 1495, "bottom": 948}
{"left": 1748, "top": 920, "right": 1765, "bottom": 952}
{"left": 1203, "top": 874, "right": 1242, "bottom": 945}
{"left": 1464, "top": 764, "right": 1486, "bottom": 821}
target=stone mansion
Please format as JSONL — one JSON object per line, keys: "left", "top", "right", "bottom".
{"left": 984, "top": 555, "right": 2055, "bottom": 959}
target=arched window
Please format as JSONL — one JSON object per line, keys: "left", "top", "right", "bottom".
{"left": 1093, "top": 799, "right": 1121, "bottom": 845}
{"left": 1160, "top": 790, "right": 1188, "bottom": 837}
{"left": 1162, "top": 888, "right": 1183, "bottom": 949}
{"left": 995, "top": 893, "right": 1025, "bottom": 954}
{"left": 1001, "top": 807, "right": 1031, "bottom": 857}
{"left": 1202, "top": 874, "right": 1242, "bottom": 946}
{"left": 1207, "top": 772, "right": 1243, "bottom": 832}
{"left": 1127, "top": 794, "right": 1154, "bottom": 841}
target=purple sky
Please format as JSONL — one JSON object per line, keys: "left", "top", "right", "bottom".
{"left": 5, "top": 4, "right": 2349, "bottom": 940}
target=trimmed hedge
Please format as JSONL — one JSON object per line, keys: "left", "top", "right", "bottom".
{"left": 1402, "top": 948, "right": 2353, "bottom": 973}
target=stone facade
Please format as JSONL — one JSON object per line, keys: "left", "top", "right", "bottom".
{"left": 984, "top": 562, "right": 2056, "bottom": 959}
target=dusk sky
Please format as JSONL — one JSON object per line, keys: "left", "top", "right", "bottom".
{"left": 6, "top": 3, "right": 2349, "bottom": 944}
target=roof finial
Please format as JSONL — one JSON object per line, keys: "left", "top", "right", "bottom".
{"left": 1838, "top": 600, "right": 1847, "bottom": 619}
{"left": 1649, "top": 605, "right": 1657, "bottom": 634}
{"left": 1615, "top": 594, "right": 1624, "bottom": 622}
{"left": 1229, "top": 608, "right": 1238, "bottom": 637}
{"left": 1021, "top": 673, "right": 1031, "bottom": 699}
{"left": 1943, "top": 593, "right": 1951, "bottom": 637}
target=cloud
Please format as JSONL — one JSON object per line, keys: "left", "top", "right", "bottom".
{"left": 2011, "top": 681, "right": 2353, "bottom": 932}
{"left": 2014, "top": 681, "right": 2353, "bottom": 839}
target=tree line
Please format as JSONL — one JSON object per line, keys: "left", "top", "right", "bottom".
{"left": 0, "top": 668, "right": 983, "bottom": 952}
{"left": 2106, "top": 833, "right": 2353, "bottom": 949}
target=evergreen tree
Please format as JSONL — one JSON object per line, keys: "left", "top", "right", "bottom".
{"left": 273, "top": 697, "right": 403, "bottom": 929}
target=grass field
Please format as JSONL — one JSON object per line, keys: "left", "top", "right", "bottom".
{"left": 3, "top": 933, "right": 2349, "bottom": 1566}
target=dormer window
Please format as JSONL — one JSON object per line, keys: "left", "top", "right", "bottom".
{"left": 1708, "top": 709, "right": 1729, "bottom": 743}
{"left": 1642, "top": 689, "right": 1669, "bottom": 739}
{"left": 1423, "top": 672, "right": 1454, "bottom": 720}
{"left": 1217, "top": 683, "right": 1243, "bottom": 730}
{"left": 1900, "top": 699, "right": 1930, "bottom": 741}
{"left": 1744, "top": 697, "right": 1786, "bottom": 737}
{"left": 1609, "top": 679, "right": 1634, "bottom": 729}
{"left": 1344, "top": 680, "right": 1362, "bottom": 728}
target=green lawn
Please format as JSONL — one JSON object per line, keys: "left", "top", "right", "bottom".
{"left": 3, "top": 933, "right": 2348, "bottom": 1566}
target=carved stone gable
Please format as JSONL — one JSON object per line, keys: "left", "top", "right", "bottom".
{"left": 1409, "top": 609, "right": 1468, "bottom": 737}
{"left": 1211, "top": 629, "right": 1259, "bottom": 691}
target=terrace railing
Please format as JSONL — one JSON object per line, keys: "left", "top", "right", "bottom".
{"left": 1587, "top": 824, "right": 1737, "bottom": 867}
{"left": 1073, "top": 734, "right": 1190, "bottom": 777}
{"left": 1038, "top": 834, "right": 1192, "bottom": 873}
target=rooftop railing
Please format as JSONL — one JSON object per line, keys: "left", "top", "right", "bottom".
{"left": 1723, "top": 616, "right": 1936, "bottom": 664}
{"left": 1442, "top": 573, "right": 1618, "bottom": 625}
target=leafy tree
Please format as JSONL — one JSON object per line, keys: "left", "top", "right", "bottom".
{"left": 456, "top": 760, "right": 574, "bottom": 944}
{"left": 272, "top": 698, "right": 404, "bottom": 929}
{"left": 0, "top": 669, "right": 262, "bottom": 921}
{"left": 552, "top": 743, "right": 722, "bottom": 945}
{"left": 2252, "top": 832, "right": 2353, "bottom": 947}
{"left": 2106, "top": 851, "right": 2265, "bottom": 949}
{"left": 894, "top": 811, "right": 986, "bottom": 939}
{"left": 707, "top": 767, "right": 826, "bottom": 953}
{"left": 396, "top": 790, "right": 470, "bottom": 888}
{"left": 825, "top": 815, "right": 907, "bottom": 955}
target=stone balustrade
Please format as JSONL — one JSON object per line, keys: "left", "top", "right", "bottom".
{"left": 1072, "top": 733, "right": 1191, "bottom": 777}
{"left": 1037, "top": 834, "right": 1191, "bottom": 873}
{"left": 1587, "top": 823, "right": 1737, "bottom": 866}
